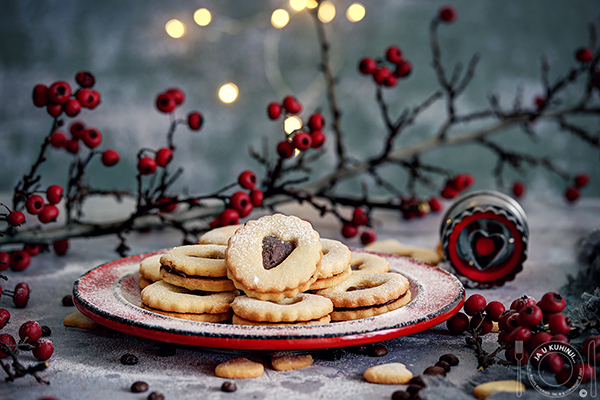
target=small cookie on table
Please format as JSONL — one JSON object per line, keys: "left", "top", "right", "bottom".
{"left": 364, "top": 238, "right": 441, "bottom": 266}
{"left": 215, "top": 358, "right": 264, "bottom": 379}
{"left": 363, "top": 363, "right": 413, "bottom": 384}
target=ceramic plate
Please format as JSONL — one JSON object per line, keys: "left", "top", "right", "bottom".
{"left": 73, "top": 250, "right": 464, "bottom": 351}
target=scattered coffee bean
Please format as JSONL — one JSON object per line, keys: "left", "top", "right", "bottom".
{"left": 391, "top": 390, "right": 411, "bottom": 400}
{"left": 157, "top": 344, "right": 177, "bottom": 357}
{"left": 62, "top": 295, "right": 74, "bottom": 307}
{"left": 221, "top": 381, "right": 237, "bottom": 392}
{"left": 368, "top": 344, "right": 389, "bottom": 357}
{"left": 319, "top": 348, "right": 346, "bottom": 361}
{"left": 423, "top": 365, "right": 446, "bottom": 377}
{"left": 147, "top": 391, "right": 164, "bottom": 400}
{"left": 406, "top": 384, "right": 423, "bottom": 396}
{"left": 435, "top": 360, "right": 451, "bottom": 372}
{"left": 41, "top": 325, "right": 52, "bottom": 337}
{"left": 131, "top": 381, "right": 149, "bottom": 393}
{"left": 409, "top": 375, "right": 425, "bottom": 387}
{"left": 439, "top": 353, "right": 459, "bottom": 366}
{"left": 120, "top": 353, "right": 139, "bottom": 365}
{"left": 349, "top": 345, "right": 368, "bottom": 354}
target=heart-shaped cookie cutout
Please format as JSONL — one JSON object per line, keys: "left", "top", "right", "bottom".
{"left": 467, "top": 230, "right": 507, "bottom": 270}
{"left": 262, "top": 235, "right": 296, "bottom": 270}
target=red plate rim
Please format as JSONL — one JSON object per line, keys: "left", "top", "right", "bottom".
{"left": 73, "top": 249, "right": 465, "bottom": 351}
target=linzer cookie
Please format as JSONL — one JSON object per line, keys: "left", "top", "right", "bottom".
{"left": 138, "top": 254, "right": 163, "bottom": 289}
{"left": 315, "top": 272, "right": 411, "bottom": 321}
{"left": 225, "top": 214, "right": 322, "bottom": 301}
{"left": 364, "top": 238, "right": 441, "bottom": 266}
{"left": 309, "top": 239, "right": 352, "bottom": 290}
{"left": 198, "top": 224, "right": 242, "bottom": 246}
{"left": 231, "top": 293, "right": 333, "bottom": 325}
{"left": 159, "top": 244, "right": 235, "bottom": 292}
{"left": 350, "top": 252, "right": 390, "bottom": 274}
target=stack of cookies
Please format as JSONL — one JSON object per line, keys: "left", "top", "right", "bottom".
{"left": 138, "top": 213, "right": 411, "bottom": 325}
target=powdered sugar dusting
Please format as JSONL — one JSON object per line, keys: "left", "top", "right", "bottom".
{"left": 74, "top": 249, "right": 464, "bottom": 350}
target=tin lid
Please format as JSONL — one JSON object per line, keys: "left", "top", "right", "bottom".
{"left": 440, "top": 190, "right": 528, "bottom": 288}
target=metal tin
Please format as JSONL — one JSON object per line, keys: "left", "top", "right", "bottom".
{"left": 440, "top": 190, "right": 529, "bottom": 288}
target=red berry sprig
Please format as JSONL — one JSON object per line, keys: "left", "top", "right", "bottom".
{"left": 358, "top": 44, "right": 413, "bottom": 89}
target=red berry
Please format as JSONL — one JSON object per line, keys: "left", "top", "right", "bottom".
{"left": 156, "top": 92, "right": 176, "bottom": 113}
{"left": 101, "top": 149, "right": 120, "bottom": 167}
{"left": 446, "top": 312, "right": 469, "bottom": 334}
{"left": 69, "top": 120, "right": 86, "bottom": 139}
{"left": 541, "top": 352, "right": 565, "bottom": 374}
{"left": 575, "top": 47, "right": 593, "bottom": 63}
{"left": 155, "top": 147, "right": 174, "bottom": 167}
{"left": 373, "top": 67, "right": 391, "bottom": 85}
{"left": 238, "top": 170, "right": 257, "bottom": 190}
{"left": 250, "top": 189, "right": 264, "bottom": 207}
{"left": 511, "top": 181, "right": 525, "bottom": 198}
{"left": 583, "top": 335, "right": 600, "bottom": 361}
{"left": 352, "top": 208, "right": 369, "bottom": 226}
{"left": 498, "top": 310, "right": 517, "bottom": 331}
{"left": 382, "top": 74, "right": 397, "bottom": 88}
{"left": 267, "top": 102, "right": 282, "bottom": 120}
{"left": 7, "top": 210, "right": 25, "bottom": 227}
{"left": 463, "top": 294, "right": 486, "bottom": 316}
{"left": 76, "top": 88, "right": 100, "bottom": 109}
{"left": 65, "top": 139, "right": 80, "bottom": 154}
{"left": 19, "top": 320, "right": 42, "bottom": 343}
{"left": 360, "top": 229, "right": 377, "bottom": 245}
{"left": 307, "top": 113, "right": 325, "bottom": 131}
{"left": 46, "top": 103, "right": 63, "bottom": 118}
{"left": 166, "top": 88, "right": 185, "bottom": 105}
{"left": 564, "top": 187, "right": 580, "bottom": 203}
{"left": 229, "top": 191, "right": 251, "bottom": 213}
{"left": 53, "top": 239, "right": 69, "bottom": 255}
{"left": 385, "top": 45, "right": 403, "bottom": 64}
{"left": 0, "top": 334, "right": 16, "bottom": 358}
{"left": 529, "top": 332, "right": 553, "bottom": 351}
{"left": 537, "top": 292, "right": 566, "bottom": 314}
{"left": 64, "top": 98, "right": 81, "bottom": 117}
{"left": 38, "top": 205, "right": 59, "bottom": 224}
{"left": 0, "top": 252, "right": 8, "bottom": 271}
{"left": 237, "top": 202, "right": 253, "bottom": 218}
{"left": 510, "top": 295, "right": 536, "bottom": 312}
{"left": 552, "top": 334, "right": 570, "bottom": 344}
{"left": 470, "top": 314, "right": 494, "bottom": 335}
{"left": 548, "top": 313, "right": 571, "bottom": 335}
{"left": 23, "top": 243, "right": 41, "bottom": 256}
{"left": 32, "top": 84, "right": 49, "bottom": 107}
{"left": 12, "top": 287, "right": 29, "bottom": 308}
{"left": 534, "top": 95, "right": 546, "bottom": 109}
{"left": 574, "top": 173, "right": 589, "bottom": 188}
{"left": 49, "top": 131, "right": 68, "bottom": 148}
{"left": 33, "top": 338, "right": 54, "bottom": 361}
{"left": 47, "top": 81, "right": 72, "bottom": 104}
{"left": 25, "top": 195, "right": 45, "bottom": 215}
{"left": 138, "top": 157, "right": 157, "bottom": 175}
{"left": 83, "top": 128, "right": 102, "bottom": 149}
{"left": 219, "top": 209, "right": 239, "bottom": 226}
{"left": 310, "top": 130, "right": 326, "bottom": 149}
{"left": 439, "top": 6, "right": 456, "bottom": 23}
{"left": 358, "top": 57, "right": 378, "bottom": 75}
{"left": 46, "top": 185, "right": 63, "bottom": 205}
{"left": 157, "top": 197, "right": 178, "bottom": 213}
{"left": 574, "top": 362, "right": 596, "bottom": 384}
{"left": 75, "top": 71, "right": 95, "bottom": 88}
{"left": 428, "top": 196, "right": 442, "bottom": 212}
{"left": 0, "top": 309, "right": 10, "bottom": 328}
{"left": 277, "top": 141, "right": 295, "bottom": 159}
{"left": 393, "top": 60, "right": 412, "bottom": 78}
{"left": 485, "top": 301, "right": 505, "bottom": 322}
{"left": 188, "top": 111, "right": 203, "bottom": 130}
{"left": 519, "top": 305, "right": 543, "bottom": 328}
{"left": 341, "top": 223, "right": 358, "bottom": 238}
{"left": 509, "top": 326, "right": 533, "bottom": 346}
{"left": 450, "top": 174, "right": 474, "bottom": 191}
{"left": 440, "top": 186, "right": 459, "bottom": 199}
{"left": 282, "top": 96, "right": 302, "bottom": 114}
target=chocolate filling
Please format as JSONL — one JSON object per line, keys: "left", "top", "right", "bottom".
{"left": 160, "top": 265, "right": 225, "bottom": 280}
{"left": 262, "top": 235, "right": 296, "bottom": 270}
{"left": 346, "top": 286, "right": 369, "bottom": 291}
{"left": 334, "top": 291, "right": 408, "bottom": 311}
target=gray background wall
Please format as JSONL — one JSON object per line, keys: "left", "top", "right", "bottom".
{"left": 0, "top": 0, "right": 598, "bottom": 202}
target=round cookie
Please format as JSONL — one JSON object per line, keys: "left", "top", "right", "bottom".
{"left": 363, "top": 363, "right": 413, "bottom": 384}
{"left": 309, "top": 239, "right": 352, "bottom": 290}
{"left": 141, "top": 304, "right": 232, "bottom": 323}
{"left": 225, "top": 214, "right": 322, "bottom": 300}
{"left": 138, "top": 276, "right": 153, "bottom": 290}
{"left": 315, "top": 272, "right": 411, "bottom": 321}
{"left": 350, "top": 252, "right": 390, "bottom": 274}
{"left": 271, "top": 353, "right": 314, "bottom": 371}
{"left": 215, "top": 358, "right": 264, "bottom": 379}
{"left": 141, "top": 280, "right": 238, "bottom": 314}
{"left": 232, "top": 314, "right": 331, "bottom": 326}
{"left": 160, "top": 244, "right": 228, "bottom": 277}
{"left": 198, "top": 224, "right": 242, "bottom": 246}
{"left": 139, "top": 254, "right": 163, "bottom": 282}
{"left": 231, "top": 293, "right": 333, "bottom": 323}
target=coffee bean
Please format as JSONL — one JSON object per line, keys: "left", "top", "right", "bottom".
{"left": 439, "top": 353, "right": 459, "bottom": 366}
{"left": 120, "top": 353, "right": 139, "bottom": 365}
{"left": 391, "top": 390, "right": 411, "bottom": 400}
{"left": 41, "top": 325, "right": 52, "bottom": 337}
{"left": 409, "top": 375, "right": 425, "bottom": 387}
{"left": 435, "top": 360, "right": 451, "bottom": 372}
{"left": 62, "top": 295, "right": 74, "bottom": 307}
{"left": 423, "top": 365, "right": 446, "bottom": 377}
{"left": 221, "top": 381, "right": 237, "bottom": 392}
{"left": 368, "top": 344, "right": 389, "bottom": 357}
{"left": 147, "top": 391, "right": 164, "bottom": 400}
{"left": 131, "top": 381, "right": 149, "bottom": 393}
{"left": 406, "top": 384, "right": 423, "bottom": 395}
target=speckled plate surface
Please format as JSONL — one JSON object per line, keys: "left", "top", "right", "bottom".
{"left": 73, "top": 250, "right": 464, "bottom": 351}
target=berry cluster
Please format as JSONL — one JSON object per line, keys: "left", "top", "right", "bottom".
{"left": 399, "top": 196, "right": 443, "bottom": 221}
{"left": 439, "top": 173, "right": 474, "bottom": 199}
{"left": 0, "top": 282, "right": 30, "bottom": 308}
{"left": 340, "top": 207, "right": 376, "bottom": 245}
{"left": 447, "top": 292, "right": 598, "bottom": 388}
{"left": 512, "top": 172, "right": 590, "bottom": 203}
{"left": 210, "top": 170, "right": 264, "bottom": 228}
{"left": 267, "top": 96, "right": 327, "bottom": 158}
{"left": 154, "top": 87, "right": 204, "bottom": 132}
{"left": 358, "top": 44, "right": 412, "bottom": 88}
{"left": 32, "top": 71, "right": 100, "bottom": 118}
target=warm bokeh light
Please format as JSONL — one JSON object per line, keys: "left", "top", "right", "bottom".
{"left": 193, "top": 8, "right": 212, "bottom": 26}
{"left": 346, "top": 3, "right": 365, "bottom": 22}
{"left": 306, "top": 0, "right": 318, "bottom": 9}
{"left": 165, "top": 19, "right": 186, "bottom": 38}
{"left": 318, "top": 1, "right": 336, "bottom": 23}
{"left": 289, "top": 0, "right": 306, "bottom": 11}
{"left": 218, "top": 83, "right": 239, "bottom": 104}
{"left": 271, "top": 9, "right": 290, "bottom": 29}
{"left": 284, "top": 116, "right": 302, "bottom": 134}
